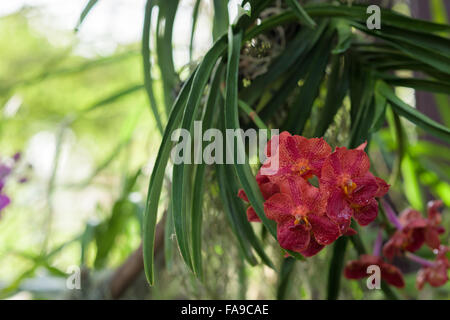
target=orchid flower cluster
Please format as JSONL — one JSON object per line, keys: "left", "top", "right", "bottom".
{"left": 238, "top": 132, "right": 389, "bottom": 257}
{"left": 344, "top": 201, "right": 448, "bottom": 290}
{"left": 0, "top": 152, "right": 27, "bottom": 218}
{"left": 238, "top": 132, "right": 448, "bottom": 291}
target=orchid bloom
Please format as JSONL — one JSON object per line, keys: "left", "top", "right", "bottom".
{"left": 320, "top": 142, "right": 389, "bottom": 233}
{"left": 344, "top": 230, "right": 405, "bottom": 288}
{"left": 383, "top": 200, "right": 445, "bottom": 260}
{"left": 344, "top": 254, "right": 405, "bottom": 288}
{"left": 237, "top": 171, "right": 279, "bottom": 222}
{"left": 416, "top": 245, "right": 449, "bottom": 290}
{"left": 263, "top": 177, "right": 340, "bottom": 257}
{"left": 261, "top": 131, "right": 331, "bottom": 182}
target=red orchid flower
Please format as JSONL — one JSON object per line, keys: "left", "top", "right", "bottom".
{"left": 344, "top": 254, "right": 405, "bottom": 288}
{"left": 320, "top": 142, "right": 389, "bottom": 233}
{"left": 425, "top": 200, "right": 445, "bottom": 249}
{"left": 383, "top": 201, "right": 445, "bottom": 260}
{"left": 237, "top": 171, "right": 279, "bottom": 222}
{"left": 263, "top": 177, "right": 340, "bottom": 257}
{"left": 261, "top": 131, "right": 331, "bottom": 182}
{"left": 416, "top": 245, "right": 449, "bottom": 290}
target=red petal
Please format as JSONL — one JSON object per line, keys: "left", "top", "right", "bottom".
{"left": 277, "top": 219, "right": 310, "bottom": 252}
{"left": 399, "top": 209, "right": 423, "bottom": 225}
{"left": 374, "top": 176, "right": 390, "bottom": 198}
{"left": 344, "top": 227, "right": 358, "bottom": 236}
{"left": 350, "top": 173, "right": 379, "bottom": 205}
{"left": 427, "top": 200, "right": 443, "bottom": 225}
{"left": 259, "top": 181, "right": 280, "bottom": 200}
{"left": 246, "top": 207, "right": 261, "bottom": 223}
{"left": 383, "top": 237, "right": 399, "bottom": 260}
{"left": 356, "top": 141, "right": 367, "bottom": 151}
{"left": 353, "top": 199, "right": 378, "bottom": 226}
{"left": 418, "top": 259, "right": 449, "bottom": 289}
{"left": 427, "top": 262, "right": 449, "bottom": 287}
{"left": 344, "top": 255, "right": 381, "bottom": 279}
{"left": 279, "top": 177, "right": 326, "bottom": 214}
{"left": 326, "top": 190, "right": 352, "bottom": 234}
{"left": 424, "top": 227, "right": 441, "bottom": 249}
{"left": 300, "top": 137, "right": 332, "bottom": 178}
{"left": 299, "top": 236, "right": 324, "bottom": 257}
{"left": 416, "top": 268, "right": 427, "bottom": 290}
{"left": 309, "top": 214, "right": 340, "bottom": 245}
{"left": 237, "top": 189, "right": 249, "bottom": 202}
{"left": 264, "top": 193, "right": 294, "bottom": 223}
{"left": 381, "top": 262, "right": 405, "bottom": 288}
{"left": 320, "top": 151, "right": 341, "bottom": 186}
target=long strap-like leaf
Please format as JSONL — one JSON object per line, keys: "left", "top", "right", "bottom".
{"left": 377, "top": 81, "right": 450, "bottom": 143}
{"left": 190, "top": 63, "right": 225, "bottom": 278}
{"left": 171, "top": 38, "right": 227, "bottom": 273}
{"left": 142, "top": 0, "right": 164, "bottom": 134}
{"left": 142, "top": 69, "right": 197, "bottom": 285}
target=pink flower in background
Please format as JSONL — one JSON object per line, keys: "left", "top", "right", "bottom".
{"left": 416, "top": 246, "right": 449, "bottom": 290}
{"left": 344, "top": 254, "right": 405, "bottom": 288}
{"left": 383, "top": 200, "right": 445, "bottom": 260}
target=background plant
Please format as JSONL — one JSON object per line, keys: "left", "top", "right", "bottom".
{"left": 0, "top": 0, "right": 449, "bottom": 300}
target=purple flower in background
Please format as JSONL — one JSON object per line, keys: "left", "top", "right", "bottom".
{"left": 13, "top": 152, "right": 21, "bottom": 162}
{"left": 0, "top": 194, "right": 10, "bottom": 213}
{"left": 0, "top": 164, "right": 11, "bottom": 180}
{"left": 0, "top": 151, "right": 29, "bottom": 217}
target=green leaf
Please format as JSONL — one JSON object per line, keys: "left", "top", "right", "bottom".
{"left": 75, "top": 0, "right": 99, "bottom": 32}
{"left": 305, "top": 3, "right": 450, "bottom": 33}
{"left": 142, "top": 0, "right": 164, "bottom": 134}
{"left": 216, "top": 163, "right": 258, "bottom": 265}
{"left": 314, "top": 54, "right": 348, "bottom": 137}
{"left": 377, "top": 81, "right": 450, "bottom": 143}
{"left": 276, "top": 257, "right": 296, "bottom": 300}
{"left": 190, "top": 63, "right": 225, "bottom": 278}
{"left": 171, "top": 37, "right": 227, "bottom": 274}
{"left": 401, "top": 154, "right": 425, "bottom": 211}
{"left": 164, "top": 202, "right": 175, "bottom": 271}
{"left": 284, "top": 26, "right": 334, "bottom": 134}
{"left": 351, "top": 22, "right": 450, "bottom": 75}
{"left": 218, "top": 148, "right": 275, "bottom": 269}
{"left": 189, "top": 0, "right": 202, "bottom": 64}
{"left": 224, "top": 27, "right": 276, "bottom": 238}
{"left": 327, "top": 236, "right": 348, "bottom": 300}
{"left": 377, "top": 75, "right": 450, "bottom": 95}
{"left": 94, "top": 199, "right": 138, "bottom": 269}
{"left": 259, "top": 21, "right": 328, "bottom": 121}
{"left": 80, "top": 222, "right": 96, "bottom": 266}
{"left": 225, "top": 26, "right": 304, "bottom": 261}
{"left": 285, "top": 0, "right": 316, "bottom": 28}
{"left": 213, "top": 0, "right": 229, "bottom": 40}
{"left": 142, "top": 69, "right": 197, "bottom": 285}
{"left": 156, "top": 0, "right": 179, "bottom": 113}
{"left": 241, "top": 22, "right": 327, "bottom": 106}
{"left": 331, "top": 19, "right": 352, "bottom": 54}
{"left": 81, "top": 84, "right": 144, "bottom": 114}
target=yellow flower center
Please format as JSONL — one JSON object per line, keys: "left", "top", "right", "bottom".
{"left": 292, "top": 159, "right": 311, "bottom": 176}
{"left": 293, "top": 207, "right": 311, "bottom": 228}
{"left": 343, "top": 179, "right": 357, "bottom": 196}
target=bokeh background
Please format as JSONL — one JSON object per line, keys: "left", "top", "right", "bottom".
{"left": 0, "top": 0, "right": 449, "bottom": 299}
